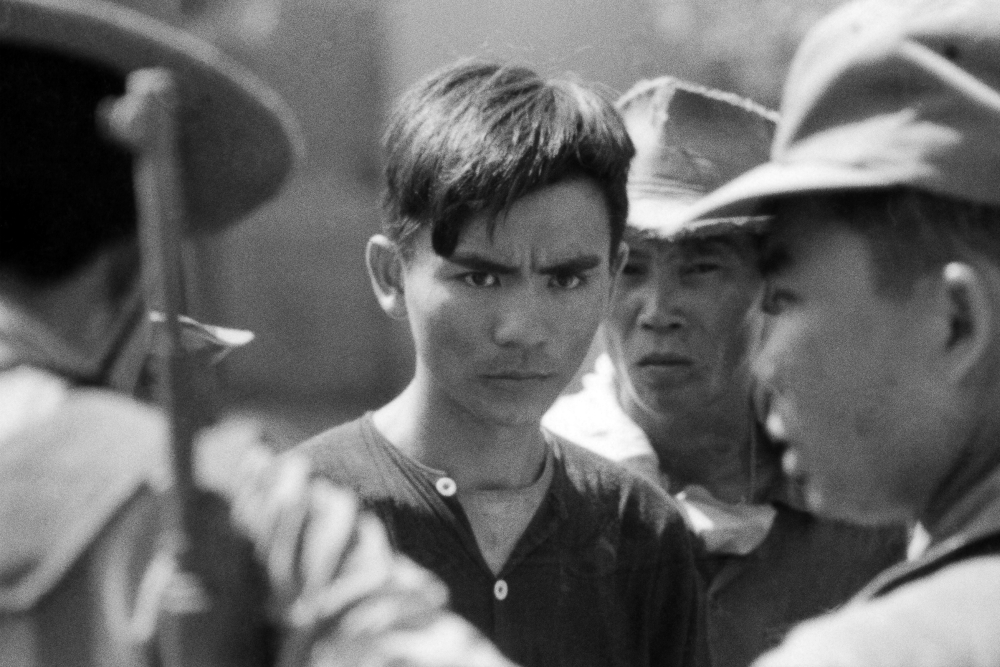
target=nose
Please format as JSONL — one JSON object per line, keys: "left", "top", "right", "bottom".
{"left": 636, "top": 272, "right": 686, "bottom": 333}
{"left": 492, "top": 288, "right": 549, "bottom": 349}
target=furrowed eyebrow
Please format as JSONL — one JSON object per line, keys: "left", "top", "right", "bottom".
{"left": 538, "top": 255, "right": 602, "bottom": 275}
{"left": 447, "top": 253, "right": 519, "bottom": 275}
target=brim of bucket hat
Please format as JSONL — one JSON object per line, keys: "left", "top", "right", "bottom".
{"left": 676, "top": 158, "right": 906, "bottom": 228}
{"left": 2, "top": 0, "right": 303, "bottom": 233}
{"left": 629, "top": 189, "right": 770, "bottom": 240}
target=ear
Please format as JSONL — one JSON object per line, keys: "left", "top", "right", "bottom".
{"left": 939, "top": 261, "right": 995, "bottom": 382}
{"left": 365, "top": 235, "right": 408, "bottom": 320}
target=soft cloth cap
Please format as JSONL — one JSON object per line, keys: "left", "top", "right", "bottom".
{"left": 678, "top": 0, "right": 1000, "bottom": 225}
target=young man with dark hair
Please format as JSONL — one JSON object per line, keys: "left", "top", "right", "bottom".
{"left": 673, "top": 0, "right": 1000, "bottom": 664}
{"left": 299, "top": 61, "right": 707, "bottom": 667}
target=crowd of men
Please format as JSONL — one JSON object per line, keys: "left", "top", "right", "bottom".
{"left": 2, "top": 0, "right": 999, "bottom": 665}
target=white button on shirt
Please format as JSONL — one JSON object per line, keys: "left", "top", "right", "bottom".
{"left": 494, "top": 579, "right": 508, "bottom": 601}
{"left": 435, "top": 477, "right": 457, "bottom": 497}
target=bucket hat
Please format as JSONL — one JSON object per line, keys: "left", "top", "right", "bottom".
{"left": 617, "top": 76, "right": 776, "bottom": 238}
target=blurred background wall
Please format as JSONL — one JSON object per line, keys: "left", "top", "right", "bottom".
{"left": 185, "top": 0, "right": 849, "bottom": 445}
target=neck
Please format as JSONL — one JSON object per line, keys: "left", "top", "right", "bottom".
{"left": 922, "top": 418, "right": 1000, "bottom": 543}
{"left": 0, "top": 273, "right": 106, "bottom": 363}
{"left": 372, "top": 368, "right": 549, "bottom": 491}
{"left": 2, "top": 246, "right": 136, "bottom": 358}
{"left": 620, "top": 385, "right": 771, "bottom": 504}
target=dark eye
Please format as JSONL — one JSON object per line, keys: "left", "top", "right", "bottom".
{"left": 463, "top": 272, "right": 499, "bottom": 288}
{"left": 621, "top": 262, "right": 647, "bottom": 277}
{"left": 550, "top": 273, "right": 584, "bottom": 289}
{"left": 682, "top": 261, "right": 722, "bottom": 276}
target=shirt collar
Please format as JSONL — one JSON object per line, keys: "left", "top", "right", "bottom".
{"left": 924, "top": 463, "right": 1000, "bottom": 555}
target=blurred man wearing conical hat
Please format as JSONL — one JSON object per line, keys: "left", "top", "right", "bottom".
{"left": 543, "top": 76, "right": 908, "bottom": 667}
{"left": 671, "top": 0, "right": 1000, "bottom": 664}
{"left": 0, "top": 2, "right": 514, "bottom": 666}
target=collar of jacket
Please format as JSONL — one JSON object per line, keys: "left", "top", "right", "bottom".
{"left": 856, "top": 463, "right": 1000, "bottom": 600}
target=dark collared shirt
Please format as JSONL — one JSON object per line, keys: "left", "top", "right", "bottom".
{"left": 544, "top": 365, "right": 910, "bottom": 667}
{"left": 298, "top": 414, "right": 708, "bottom": 667}
{"left": 697, "top": 504, "right": 908, "bottom": 667}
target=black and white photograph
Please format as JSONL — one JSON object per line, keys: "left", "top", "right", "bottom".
{"left": 1, "top": 0, "right": 997, "bottom": 665}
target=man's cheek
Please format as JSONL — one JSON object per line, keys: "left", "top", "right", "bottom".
{"left": 434, "top": 301, "right": 482, "bottom": 351}
{"left": 765, "top": 337, "right": 822, "bottom": 440}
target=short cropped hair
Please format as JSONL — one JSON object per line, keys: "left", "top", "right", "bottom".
{"left": 381, "top": 60, "right": 634, "bottom": 259}
{"left": 1, "top": 45, "right": 136, "bottom": 285}
{"left": 774, "top": 188, "right": 1000, "bottom": 299}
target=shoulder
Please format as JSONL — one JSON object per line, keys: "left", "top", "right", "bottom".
{"left": 554, "top": 436, "right": 691, "bottom": 547}
{"left": 556, "top": 435, "right": 666, "bottom": 500}
{"left": 754, "top": 555, "right": 1000, "bottom": 667}
{"left": 0, "top": 367, "right": 168, "bottom": 481}
{"left": 296, "top": 415, "right": 370, "bottom": 459}
{"left": 0, "top": 368, "right": 167, "bottom": 611}
{"left": 294, "top": 414, "right": 385, "bottom": 485}
{"left": 859, "top": 526, "right": 1000, "bottom": 599}
{"left": 0, "top": 366, "right": 164, "bottom": 444}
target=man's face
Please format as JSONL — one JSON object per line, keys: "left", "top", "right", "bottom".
{"left": 604, "top": 229, "right": 760, "bottom": 422}
{"left": 755, "top": 201, "right": 948, "bottom": 524}
{"left": 400, "top": 179, "right": 620, "bottom": 427}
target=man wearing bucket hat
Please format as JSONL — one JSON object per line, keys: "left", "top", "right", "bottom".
{"left": 0, "top": 1, "right": 514, "bottom": 666}
{"left": 668, "top": 0, "right": 1000, "bottom": 664}
{"left": 543, "top": 76, "right": 908, "bottom": 667}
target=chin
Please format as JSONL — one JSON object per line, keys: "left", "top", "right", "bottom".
{"left": 636, "top": 390, "right": 701, "bottom": 419}
{"left": 462, "top": 396, "right": 549, "bottom": 428}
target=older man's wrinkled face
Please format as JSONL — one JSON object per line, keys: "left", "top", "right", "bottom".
{"left": 604, "top": 230, "right": 761, "bottom": 422}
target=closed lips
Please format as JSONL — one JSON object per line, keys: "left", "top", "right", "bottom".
{"left": 638, "top": 353, "right": 692, "bottom": 366}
